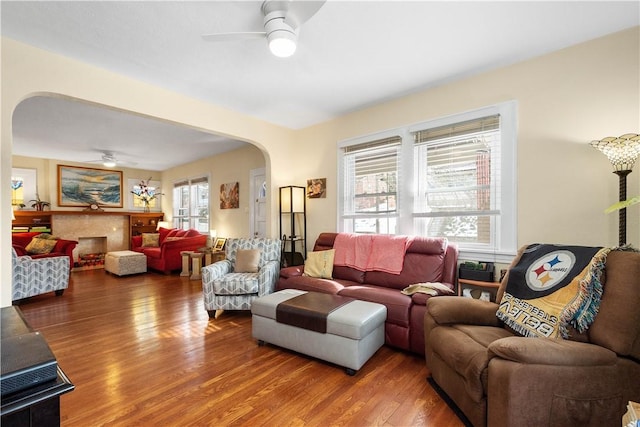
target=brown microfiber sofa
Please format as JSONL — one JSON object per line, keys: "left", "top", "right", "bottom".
{"left": 131, "top": 227, "right": 207, "bottom": 274}
{"left": 424, "top": 248, "right": 640, "bottom": 427}
{"left": 276, "top": 232, "right": 458, "bottom": 355}
{"left": 12, "top": 231, "right": 78, "bottom": 270}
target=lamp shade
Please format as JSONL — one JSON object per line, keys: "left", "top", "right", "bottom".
{"left": 590, "top": 133, "right": 640, "bottom": 172}
{"left": 156, "top": 221, "right": 170, "bottom": 230}
{"left": 280, "top": 186, "right": 305, "bottom": 213}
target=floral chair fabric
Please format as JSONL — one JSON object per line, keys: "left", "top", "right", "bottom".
{"left": 201, "top": 238, "right": 282, "bottom": 316}
{"left": 12, "top": 247, "right": 70, "bottom": 301}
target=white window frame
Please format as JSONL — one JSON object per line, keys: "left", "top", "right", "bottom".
{"left": 172, "top": 175, "right": 210, "bottom": 233}
{"left": 338, "top": 101, "right": 517, "bottom": 263}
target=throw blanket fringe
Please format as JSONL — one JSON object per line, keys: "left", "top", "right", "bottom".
{"left": 559, "top": 244, "right": 639, "bottom": 338}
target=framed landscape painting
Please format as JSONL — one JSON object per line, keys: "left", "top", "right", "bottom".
{"left": 58, "top": 165, "right": 123, "bottom": 208}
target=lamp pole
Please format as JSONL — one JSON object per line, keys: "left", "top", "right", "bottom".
{"left": 614, "top": 170, "right": 631, "bottom": 246}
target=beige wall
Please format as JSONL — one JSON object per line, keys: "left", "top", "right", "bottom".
{"left": 2, "top": 27, "right": 639, "bottom": 306}
{"left": 295, "top": 27, "right": 640, "bottom": 251}
{"left": 161, "top": 145, "right": 265, "bottom": 238}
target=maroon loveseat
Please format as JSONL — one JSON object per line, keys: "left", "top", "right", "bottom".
{"left": 12, "top": 232, "right": 78, "bottom": 270}
{"left": 276, "top": 232, "right": 458, "bottom": 355}
{"left": 131, "top": 227, "right": 207, "bottom": 274}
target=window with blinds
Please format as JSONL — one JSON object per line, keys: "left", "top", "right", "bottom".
{"left": 337, "top": 101, "right": 516, "bottom": 259}
{"left": 341, "top": 136, "right": 401, "bottom": 234}
{"left": 413, "top": 115, "right": 501, "bottom": 246}
{"left": 172, "top": 176, "right": 209, "bottom": 232}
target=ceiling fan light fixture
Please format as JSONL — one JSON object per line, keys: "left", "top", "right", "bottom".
{"left": 268, "top": 31, "right": 297, "bottom": 57}
{"left": 264, "top": 11, "right": 297, "bottom": 58}
{"left": 102, "top": 154, "right": 117, "bottom": 167}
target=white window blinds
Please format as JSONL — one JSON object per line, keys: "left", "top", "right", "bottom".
{"left": 412, "top": 115, "right": 501, "bottom": 246}
{"left": 341, "top": 136, "right": 401, "bottom": 234}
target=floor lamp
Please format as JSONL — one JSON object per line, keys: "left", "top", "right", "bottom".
{"left": 590, "top": 133, "right": 640, "bottom": 246}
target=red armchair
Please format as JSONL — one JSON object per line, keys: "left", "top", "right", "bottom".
{"left": 132, "top": 228, "right": 207, "bottom": 274}
{"left": 12, "top": 232, "right": 78, "bottom": 271}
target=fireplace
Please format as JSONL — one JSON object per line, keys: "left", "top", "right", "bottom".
{"left": 75, "top": 236, "right": 107, "bottom": 270}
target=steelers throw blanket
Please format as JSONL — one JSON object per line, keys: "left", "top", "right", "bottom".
{"left": 496, "top": 244, "right": 606, "bottom": 338}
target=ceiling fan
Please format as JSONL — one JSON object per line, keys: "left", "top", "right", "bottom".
{"left": 87, "top": 151, "right": 137, "bottom": 168}
{"left": 202, "top": 0, "right": 326, "bottom": 58}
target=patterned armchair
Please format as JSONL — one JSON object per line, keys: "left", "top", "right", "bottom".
{"left": 202, "top": 238, "right": 282, "bottom": 318}
{"left": 12, "top": 247, "right": 70, "bottom": 302}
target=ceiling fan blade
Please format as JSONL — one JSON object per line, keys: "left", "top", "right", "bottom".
{"left": 283, "top": 0, "right": 326, "bottom": 28}
{"left": 202, "top": 32, "right": 266, "bottom": 42}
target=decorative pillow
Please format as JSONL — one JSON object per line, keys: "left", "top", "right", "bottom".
{"left": 235, "top": 249, "right": 261, "bottom": 273}
{"left": 25, "top": 236, "right": 58, "bottom": 254}
{"left": 158, "top": 227, "right": 172, "bottom": 243}
{"left": 141, "top": 233, "right": 160, "bottom": 247}
{"left": 164, "top": 236, "right": 183, "bottom": 242}
{"left": 303, "top": 249, "right": 335, "bottom": 279}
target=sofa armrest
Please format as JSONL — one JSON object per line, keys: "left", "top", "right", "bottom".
{"left": 489, "top": 336, "right": 617, "bottom": 366}
{"left": 54, "top": 239, "right": 78, "bottom": 254}
{"left": 13, "top": 244, "right": 28, "bottom": 257}
{"left": 202, "top": 260, "right": 232, "bottom": 284}
{"left": 427, "top": 296, "right": 502, "bottom": 326}
{"left": 279, "top": 265, "right": 304, "bottom": 279}
{"left": 132, "top": 235, "right": 143, "bottom": 248}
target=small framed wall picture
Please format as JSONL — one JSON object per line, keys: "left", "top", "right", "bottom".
{"left": 213, "top": 238, "right": 226, "bottom": 251}
{"left": 307, "top": 178, "right": 326, "bottom": 199}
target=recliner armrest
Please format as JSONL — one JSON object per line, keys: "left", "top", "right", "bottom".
{"left": 427, "top": 296, "right": 502, "bottom": 326}
{"left": 489, "top": 336, "right": 617, "bottom": 366}
{"left": 279, "top": 265, "right": 304, "bottom": 278}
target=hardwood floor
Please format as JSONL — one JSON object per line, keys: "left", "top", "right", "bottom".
{"left": 15, "top": 269, "right": 465, "bottom": 426}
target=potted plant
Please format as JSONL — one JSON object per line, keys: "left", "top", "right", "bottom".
{"left": 29, "top": 194, "right": 51, "bottom": 211}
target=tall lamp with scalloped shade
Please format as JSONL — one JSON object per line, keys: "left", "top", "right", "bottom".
{"left": 590, "top": 133, "right": 640, "bottom": 246}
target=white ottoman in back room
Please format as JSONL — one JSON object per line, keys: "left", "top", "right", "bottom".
{"left": 105, "top": 250, "right": 147, "bottom": 276}
{"left": 251, "top": 289, "right": 387, "bottom": 375}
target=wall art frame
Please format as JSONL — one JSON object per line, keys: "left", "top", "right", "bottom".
{"left": 307, "top": 178, "right": 327, "bottom": 199}
{"left": 58, "top": 164, "right": 123, "bottom": 208}
{"left": 220, "top": 182, "right": 239, "bottom": 209}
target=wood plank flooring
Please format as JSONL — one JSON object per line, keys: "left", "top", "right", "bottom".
{"left": 15, "top": 269, "right": 464, "bottom": 426}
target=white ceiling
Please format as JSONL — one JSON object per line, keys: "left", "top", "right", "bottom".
{"left": 3, "top": 1, "right": 639, "bottom": 171}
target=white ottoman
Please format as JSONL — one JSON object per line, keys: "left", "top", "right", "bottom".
{"left": 251, "top": 289, "right": 387, "bottom": 375}
{"left": 105, "top": 250, "right": 147, "bottom": 276}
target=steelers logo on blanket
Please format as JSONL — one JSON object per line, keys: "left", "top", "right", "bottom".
{"left": 496, "top": 243, "right": 603, "bottom": 338}
{"left": 506, "top": 244, "right": 601, "bottom": 300}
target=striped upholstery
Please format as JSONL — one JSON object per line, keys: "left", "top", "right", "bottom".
{"left": 202, "top": 238, "right": 281, "bottom": 313}
{"left": 12, "top": 247, "right": 70, "bottom": 301}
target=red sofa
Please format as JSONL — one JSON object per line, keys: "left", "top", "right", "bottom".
{"left": 131, "top": 227, "right": 207, "bottom": 274}
{"left": 276, "top": 232, "right": 458, "bottom": 355}
{"left": 12, "top": 232, "right": 78, "bottom": 270}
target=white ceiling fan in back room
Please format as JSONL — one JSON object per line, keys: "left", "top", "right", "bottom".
{"left": 86, "top": 151, "right": 137, "bottom": 168}
{"left": 202, "top": 0, "right": 325, "bottom": 58}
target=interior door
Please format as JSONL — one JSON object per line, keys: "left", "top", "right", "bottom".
{"left": 250, "top": 168, "right": 266, "bottom": 238}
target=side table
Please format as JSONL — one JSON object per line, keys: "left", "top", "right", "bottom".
{"left": 180, "top": 251, "right": 194, "bottom": 277}
{"left": 458, "top": 278, "right": 501, "bottom": 302}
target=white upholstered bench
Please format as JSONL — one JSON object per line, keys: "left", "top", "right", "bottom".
{"left": 251, "top": 289, "right": 387, "bottom": 375}
{"left": 104, "top": 250, "right": 147, "bottom": 276}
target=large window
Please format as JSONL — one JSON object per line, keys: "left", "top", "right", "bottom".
{"left": 172, "top": 176, "right": 209, "bottom": 232}
{"left": 338, "top": 102, "right": 517, "bottom": 261}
